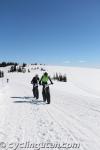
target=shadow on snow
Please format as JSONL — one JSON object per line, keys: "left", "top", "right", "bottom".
{"left": 11, "top": 96, "right": 33, "bottom": 99}
{"left": 11, "top": 96, "right": 46, "bottom": 105}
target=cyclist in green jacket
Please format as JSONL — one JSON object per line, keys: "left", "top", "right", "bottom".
{"left": 39, "top": 72, "right": 53, "bottom": 104}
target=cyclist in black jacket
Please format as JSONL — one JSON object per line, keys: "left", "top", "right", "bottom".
{"left": 31, "top": 74, "right": 39, "bottom": 99}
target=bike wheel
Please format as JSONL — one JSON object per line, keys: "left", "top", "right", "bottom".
{"left": 42, "top": 88, "right": 46, "bottom": 102}
{"left": 33, "top": 88, "right": 36, "bottom": 98}
{"left": 46, "top": 87, "right": 50, "bottom": 104}
{"left": 34, "top": 87, "right": 39, "bottom": 99}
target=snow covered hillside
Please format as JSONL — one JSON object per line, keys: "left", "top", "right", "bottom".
{"left": 0, "top": 65, "right": 100, "bottom": 150}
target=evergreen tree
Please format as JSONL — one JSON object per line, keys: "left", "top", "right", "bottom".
{"left": 22, "top": 63, "right": 27, "bottom": 68}
{"left": 0, "top": 70, "right": 4, "bottom": 78}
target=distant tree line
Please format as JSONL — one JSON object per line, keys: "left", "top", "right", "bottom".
{"left": 0, "top": 62, "right": 18, "bottom": 67}
{"left": 31, "top": 63, "right": 45, "bottom": 66}
{"left": 53, "top": 73, "right": 67, "bottom": 82}
{"left": 8, "top": 63, "right": 27, "bottom": 73}
{"left": 0, "top": 62, "right": 46, "bottom": 67}
{"left": 22, "top": 63, "right": 27, "bottom": 67}
{"left": 0, "top": 70, "right": 4, "bottom": 78}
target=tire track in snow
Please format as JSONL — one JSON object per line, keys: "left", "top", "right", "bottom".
{"left": 70, "top": 80, "right": 100, "bottom": 98}
{"left": 45, "top": 106, "right": 85, "bottom": 150}
{"left": 52, "top": 103, "right": 100, "bottom": 139}
{"left": 52, "top": 89, "right": 100, "bottom": 116}
{"left": 45, "top": 104, "right": 100, "bottom": 150}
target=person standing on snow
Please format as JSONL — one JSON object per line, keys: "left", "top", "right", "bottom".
{"left": 39, "top": 72, "right": 53, "bottom": 104}
{"left": 31, "top": 74, "right": 39, "bottom": 99}
{"left": 7, "top": 78, "right": 9, "bottom": 83}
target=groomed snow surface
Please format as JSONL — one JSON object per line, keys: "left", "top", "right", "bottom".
{"left": 0, "top": 65, "right": 100, "bottom": 150}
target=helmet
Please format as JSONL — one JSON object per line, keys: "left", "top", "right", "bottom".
{"left": 35, "top": 74, "right": 38, "bottom": 78}
{"left": 44, "top": 72, "right": 48, "bottom": 76}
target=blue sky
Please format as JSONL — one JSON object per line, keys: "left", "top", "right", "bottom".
{"left": 0, "top": 0, "right": 100, "bottom": 67}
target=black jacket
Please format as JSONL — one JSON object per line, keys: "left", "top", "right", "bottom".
{"left": 31, "top": 77, "right": 39, "bottom": 85}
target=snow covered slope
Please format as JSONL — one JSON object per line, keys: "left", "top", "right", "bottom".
{"left": 0, "top": 65, "right": 100, "bottom": 150}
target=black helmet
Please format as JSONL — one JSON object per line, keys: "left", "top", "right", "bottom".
{"left": 44, "top": 72, "right": 48, "bottom": 76}
{"left": 35, "top": 74, "right": 38, "bottom": 78}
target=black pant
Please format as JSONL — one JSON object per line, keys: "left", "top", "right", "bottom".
{"left": 33, "top": 86, "right": 39, "bottom": 99}
{"left": 42, "top": 85, "right": 50, "bottom": 104}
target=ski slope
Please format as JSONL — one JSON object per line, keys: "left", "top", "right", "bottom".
{"left": 0, "top": 65, "right": 100, "bottom": 150}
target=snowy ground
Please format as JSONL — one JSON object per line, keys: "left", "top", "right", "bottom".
{"left": 0, "top": 65, "right": 100, "bottom": 150}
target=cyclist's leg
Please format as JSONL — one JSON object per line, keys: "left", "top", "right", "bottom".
{"left": 35, "top": 86, "right": 39, "bottom": 99}
{"left": 33, "top": 87, "right": 36, "bottom": 98}
{"left": 42, "top": 86, "right": 46, "bottom": 102}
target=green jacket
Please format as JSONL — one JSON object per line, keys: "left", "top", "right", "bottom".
{"left": 40, "top": 75, "right": 53, "bottom": 84}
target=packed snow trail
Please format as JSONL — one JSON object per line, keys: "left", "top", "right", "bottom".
{"left": 0, "top": 78, "right": 81, "bottom": 150}
{"left": 0, "top": 72, "right": 100, "bottom": 150}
